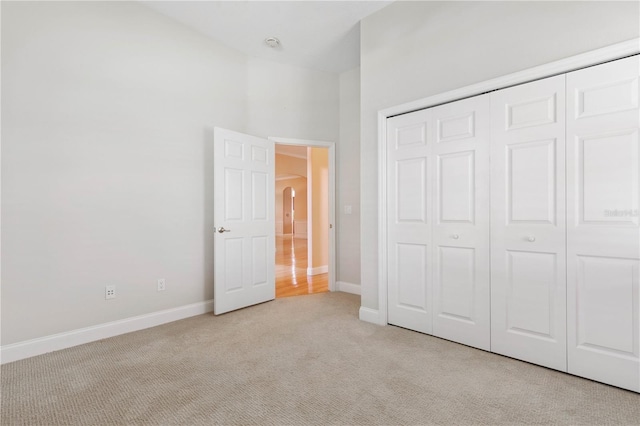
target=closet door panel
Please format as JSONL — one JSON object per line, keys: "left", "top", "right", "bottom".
{"left": 387, "top": 110, "right": 433, "bottom": 334}
{"left": 491, "top": 75, "right": 567, "bottom": 371}
{"left": 567, "top": 55, "right": 640, "bottom": 392}
{"left": 432, "top": 94, "right": 491, "bottom": 350}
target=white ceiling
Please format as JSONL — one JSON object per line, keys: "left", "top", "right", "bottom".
{"left": 140, "top": 1, "right": 392, "bottom": 73}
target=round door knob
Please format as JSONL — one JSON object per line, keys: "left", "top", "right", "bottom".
{"left": 217, "top": 227, "right": 231, "bottom": 233}
{"left": 452, "top": 234, "right": 459, "bottom": 240}
{"left": 527, "top": 236, "right": 536, "bottom": 242}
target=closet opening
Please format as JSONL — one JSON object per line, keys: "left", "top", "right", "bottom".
{"left": 373, "top": 43, "right": 639, "bottom": 392}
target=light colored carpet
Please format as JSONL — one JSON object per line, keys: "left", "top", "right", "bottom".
{"left": 2, "top": 292, "right": 639, "bottom": 425}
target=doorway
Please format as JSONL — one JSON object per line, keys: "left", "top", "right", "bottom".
{"left": 283, "top": 187, "right": 294, "bottom": 235}
{"left": 272, "top": 138, "right": 336, "bottom": 298}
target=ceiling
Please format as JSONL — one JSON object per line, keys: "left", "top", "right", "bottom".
{"left": 275, "top": 144, "right": 307, "bottom": 159}
{"left": 140, "top": 1, "right": 392, "bottom": 73}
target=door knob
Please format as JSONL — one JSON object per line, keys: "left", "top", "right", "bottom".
{"left": 217, "top": 227, "right": 231, "bottom": 233}
{"left": 527, "top": 236, "right": 536, "bottom": 242}
{"left": 452, "top": 234, "right": 459, "bottom": 240}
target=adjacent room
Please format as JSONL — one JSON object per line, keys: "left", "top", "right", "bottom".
{"left": 2, "top": 1, "right": 639, "bottom": 424}
{"left": 274, "top": 144, "right": 331, "bottom": 298}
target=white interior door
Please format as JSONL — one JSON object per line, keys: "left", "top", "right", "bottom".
{"left": 387, "top": 110, "right": 433, "bottom": 334}
{"left": 566, "top": 55, "right": 640, "bottom": 392}
{"left": 490, "top": 75, "right": 567, "bottom": 371}
{"left": 431, "top": 94, "right": 491, "bottom": 350}
{"left": 214, "top": 127, "right": 275, "bottom": 315}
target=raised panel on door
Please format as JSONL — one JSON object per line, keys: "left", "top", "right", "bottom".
{"left": 223, "top": 238, "right": 244, "bottom": 293}
{"left": 508, "top": 139, "right": 556, "bottom": 224}
{"left": 505, "top": 250, "right": 557, "bottom": 340}
{"left": 432, "top": 94, "right": 491, "bottom": 350}
{"left": 387, "top": 110, "right": 433, "bottom": 334}
{"left": 567, "top": 55, "right": 640, "bottom": 392}
{"left": 437, "top": 246, "right": 475, "bottom": 318}
{"left": 490, "top": 75, "right": 567, "bottom": 371}
{"left": 438, "top": 151, "right": 475, "bottom": 223}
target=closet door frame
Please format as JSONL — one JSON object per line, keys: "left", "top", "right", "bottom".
{"left": 371, "top": 38, "right": 639, "bottom": 328}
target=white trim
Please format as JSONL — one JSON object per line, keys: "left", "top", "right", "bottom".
{"left": 375, "top": 39, "right": 640, "bottom": 329}
{"left": 269, "top": 137, "right": 337, "bottom": 292}
{"left": 337, "top": 281, "right": 361, "bottom": 295}
{"left": 307, "top": 265, "right": 328, "bottom": 276}
{"left": 1, "top": 300, "right": 214, "bottom": 364}
{"left": 271, "top": 137, "right": 335, "bottom": 149}
{"left": 359, "top": 307, "right": 384, "bottom": 325}
{"left": 378, "top": 39, "right": 640, "bottom": 119}
{"left": 377, "top": 104, "right": 390, "bottom": 327}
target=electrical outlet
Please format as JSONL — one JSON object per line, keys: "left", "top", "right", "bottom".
{"left": 105, "top": 285, "right": 116, "bottom": 300}
{"left": 157, "top": 279, "right": 166, "bottom": 292}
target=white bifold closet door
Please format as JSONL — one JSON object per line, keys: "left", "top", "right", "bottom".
{"left": 431, "top": 95, "right": 491, "bottom": 351}
{"left": 566, "top": 55, "right": 640, "bottom": 392}
{"left": 490, "top": 75, "right": 568, "bottom": 371}
{"left": 387, "top": 95, "right": 491, "bottom": 350}
{"left": 387, "top": 109, "right": 433, "bottom": 335}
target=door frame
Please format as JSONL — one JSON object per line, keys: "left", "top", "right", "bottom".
{"left": 269, "top": 137, "right": 337, "bottom": 292}
{"left": 367, "top": 38, "right": 640, "bottom": 326}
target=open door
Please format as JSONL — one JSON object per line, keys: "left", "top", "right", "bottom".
{"left": 214, "top": 127, "right": 275, "bottom": 314}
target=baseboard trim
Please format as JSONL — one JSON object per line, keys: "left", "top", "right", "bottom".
{"left": 1, "top": 299, "right": 214, "bottom": 365}
{"left": 359, "top": 306, "right": 385, "bottom": 325}
{"left": 337, "top": 281, "right": 361, "bottom": 295}
{"left": 307, "top": 265, "right": 328, "bottom": 275}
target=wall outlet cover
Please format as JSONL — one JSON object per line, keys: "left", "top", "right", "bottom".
{"left": 105, "top": 285, "right": 116, "bottom": 300}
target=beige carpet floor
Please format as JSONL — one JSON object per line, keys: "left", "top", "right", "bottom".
{"left": 2, "top": 292, "right": 639, "bottom": 425}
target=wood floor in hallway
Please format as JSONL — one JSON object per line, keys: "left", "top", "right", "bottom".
{"left": 276, "top": 235, "right": 328, "bottom": 298}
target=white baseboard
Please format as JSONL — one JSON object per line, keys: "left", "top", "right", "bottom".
{"left": 1, "top": 299, "right": 214, "bottom": 365}
{"left": 307, "top": 265, "right": 328, "bottom": 275}
{"left": 337, "top": 281, "right": 361, "bottom": 295}
{"left": 359, "top": 306, "right": 384, "bottom": 325}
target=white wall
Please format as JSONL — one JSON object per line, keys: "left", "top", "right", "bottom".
{"left": 247, "top": 58, "right": 339, "bottom": 143}
{"left": 359, "top": 1, "right": 640, "bottom": 310}
{"left": 337, "top": 67, "right": 360, "bottom": 286}
{"left": 1, "top": 1, "right": 340, "bottom": 346}
{"left": 307, "top": 147, "right": 329, "bottom": 271}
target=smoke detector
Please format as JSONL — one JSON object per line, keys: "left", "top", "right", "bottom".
{"left": 265, "top": 37, "right": 280, "bottom": 48}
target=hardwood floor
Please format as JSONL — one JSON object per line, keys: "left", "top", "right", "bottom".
{"left": 276, "top": 235, "right": 328, "bottom": 298}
